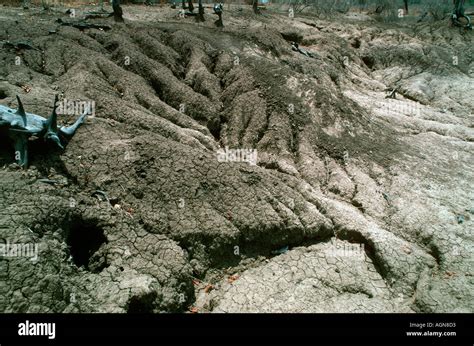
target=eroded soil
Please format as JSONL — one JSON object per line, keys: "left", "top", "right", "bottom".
{"left": 0, "top": 4, "right": 473, "bottom": 313}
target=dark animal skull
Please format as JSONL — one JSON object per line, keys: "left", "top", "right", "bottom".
{"left": 0, "top": 95, "right": 89, "bottom": 167}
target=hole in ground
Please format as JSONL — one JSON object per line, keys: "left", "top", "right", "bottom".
{"left": 361, "top": 55, "right": 375, "bottom": 70}
{"left": 127, "top": 291, "right": 157, "bottom": 313}
{"left": 66, "top": 217, "right": 108, "bottom": 273}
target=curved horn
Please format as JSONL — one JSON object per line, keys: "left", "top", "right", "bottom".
{"left": 16, "top": 95, "right": 27, "bottom": 126}
{"left": 43, "top": 94, "right": 65, "bottom": 149}
{"left": 45, "top": 94, "right": 59, "bottom": 132}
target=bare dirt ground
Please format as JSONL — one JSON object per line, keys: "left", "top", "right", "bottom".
{"left": 0, "top": 3, "right": 473, "bottom": 313}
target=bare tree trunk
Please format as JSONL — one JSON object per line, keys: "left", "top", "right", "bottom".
{"left": 253, "top": 0, "right": 260, "bottom": 15}
{"left": 182, "top": 0, "right": 186, "bottom": 10}
{"left": 454, "top": 0, "right": 465, "bottom": 17}
{"left": 112, "top": 0, "right": 124, "bottom": 22}
{"left": 197, "top": 0, "right": 205, "bottom": 22}
{"left": 404, "top": 0, "right": 408, "bottom": 14}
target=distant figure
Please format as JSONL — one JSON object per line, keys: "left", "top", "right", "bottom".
{"left": 213, "top": 3, "right": 223, "bottom": 27}
{"left": 213, "top": 3, "right": 223, "bottom": 15}
{"left": 452, "top": 0, "right": 472, "bottom": 30}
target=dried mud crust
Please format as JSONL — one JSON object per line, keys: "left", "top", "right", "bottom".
{"left": 0, "top": 5, "right": 472, "bottom": 313}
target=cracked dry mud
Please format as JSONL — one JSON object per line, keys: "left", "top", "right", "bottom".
{"left": 0, "top": 4, "right": 473, "bottom": 313}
